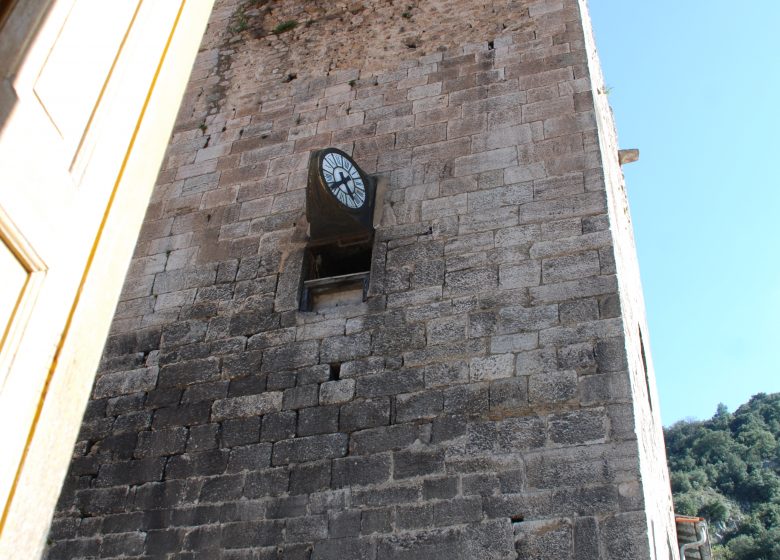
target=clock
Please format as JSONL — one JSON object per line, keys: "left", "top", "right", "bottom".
{"left": 320, "top": 150, "right": 367, "bottom": 210}
{"left": 306, "top": 148, "right": 375, "bottom": 242}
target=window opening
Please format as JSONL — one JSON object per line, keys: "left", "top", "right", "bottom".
{"left": 639, "top": 325, "right": 652, "bottom": 411}
{"left": 299, "top": 236, "right": 373, "bottom": 312}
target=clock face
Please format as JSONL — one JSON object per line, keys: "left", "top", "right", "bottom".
{"left": 320, "top": 151, "right": 366, "bottom": 209}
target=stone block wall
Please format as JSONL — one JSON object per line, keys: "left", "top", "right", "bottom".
{"left": 46, "top": 0, "right": 677, "bottom": 558}
{"left": 576, "top": 1, "right": 678, "bottom": 556}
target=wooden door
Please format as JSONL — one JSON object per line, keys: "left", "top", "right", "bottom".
{"left": 0, "top": 1, "right": 215, "bottom": 556}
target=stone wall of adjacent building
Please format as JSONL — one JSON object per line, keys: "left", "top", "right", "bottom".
{"left": 46, "top": 0, "right": 677, "bottom": 558}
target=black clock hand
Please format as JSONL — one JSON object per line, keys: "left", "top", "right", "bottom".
{"left": 329, "top": 171, "right": 359, "bottom": 205}
{"left": 332, "top": 171, "right": 350, "bottom": 188}
{"left": 340, "top": 175, "right": 357, "bottom": 202}
{"left": 333, "top": 171, "right": 356, "bottom": 196}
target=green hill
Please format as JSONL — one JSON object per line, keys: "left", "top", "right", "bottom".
{"left": 665, "top": 392, "right": 780, "bottom": 559}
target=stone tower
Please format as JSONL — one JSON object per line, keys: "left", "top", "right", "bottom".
{"left": 46, "top": 0, "right": 677, "bottom": 558}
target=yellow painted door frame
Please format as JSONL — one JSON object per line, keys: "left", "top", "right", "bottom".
{"left": 0, "top": 1, "right": 216, "bottom": 557}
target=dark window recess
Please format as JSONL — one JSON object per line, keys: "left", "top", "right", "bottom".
{"left": 639, "top": 325, "right": 652, "bottom": 411}
{"left": 299, "top": 237, "right": 373, "bottom": 311}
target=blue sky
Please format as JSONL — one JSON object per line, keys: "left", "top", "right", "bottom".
{"left": 588, "top": 1, "right": 780, "bottom": 425}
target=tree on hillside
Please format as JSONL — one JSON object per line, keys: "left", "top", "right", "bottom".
{"left": 665, "top": 392, "right": 780, "bottom": 560}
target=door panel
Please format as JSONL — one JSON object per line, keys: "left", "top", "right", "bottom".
{"left": 0, "top": 0, "right": 217, "bottom": 556}
{"left": 33, "top": 0, "right": 141, "bottom": 165}
{"left": 0, "top": 6, "right": 149, "bottom": 505}
{"left": 0, "top": 241, "right": 28, "bottom": 369}
{"left": 0, "top": 0, "right": 52, "bottom": 126}
{"left": 0, "top": 204, "right": 46, "bottom": 387}
{"left": 0, "top": 245, "right": 27, "bottom": 344}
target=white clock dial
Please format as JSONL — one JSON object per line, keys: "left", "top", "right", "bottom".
{"left": 321, "top": 152, "right": 366, "bottom": 209}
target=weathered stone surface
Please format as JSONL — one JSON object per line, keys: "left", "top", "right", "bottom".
{"left": 222, "top": 351, "right": 263, "bottom": 378}
{"left": 135, "top": 427, "right": 187, "bottom": 458}
{"left": 396, "top": 390, "right": 443, "bottom": 422}
{"left": 433, "top": 497, "right": 483, "bottom": 526}
{"left": 489, "top": 377, "right": 529, "bottom": 413}
{"left": 244, "top": 468, "right": 289, "bottom": 498}
{"left": 332, "top": 454, "right": 392, "bottom": 488}
{"left": 220, "top": 520, "right": 285, "bottom": 549}
{"left": 95, "top": 458, "right": 165, "bottom": 487}
{"left": 423, "top": 477, "right": 458, "bottom": 500}
{"left": 158, "top": 358, "right": 220, "bottom": 388}
{"left": 312, "top": 538, "right": 375, "bottom": 560}
{"left": 340, "top": 398, "right": 390, "bottom": 432}
{"left": 261, "top": 341, "right": 320, "bottom": 372}
{"left": 602, "top": 512, "right": 653, "bottom": 560}
{"left": 376, "top": 519, "right": 515, "bottom": 559}
{"left": 548, "top": 408, "right": 608, "bottom": 445}
{"left": 319, "top": 379, "right": 356, "bottom": 405}
{"left": 499, "top": 261, "right": 541, "bottom": 289}
{"left": 227, "top": 443, "right": 273, "bottom": 472}
{"left": 212, "top": 392, "right": 283, "bottom": 420}
{"left": 187, "top": 423, "right": 219, "bottom": 452}
{"left": 282, "top": 384, "right": 319, "bottom": 410}
{"left": 320, "top": 333, "right": 372, "bottom": 363}
{"left": 261, "top": 411, "right": 297, "bottom": 442}
{"left": 350, "top": 424, "right": 420, "bottom": 455}
{"left": 358, "top": 369, "right": 425, "bottom": 398}
{"left": 470, "top": 354, "right": 514, "bottom": 382}
{"left": 371, "top": 325, "right": 426, "bottom": 355}
{"left": 394, "top": 449, "right": 445, "bottom": 479}
{"left": 272, "top": 433, "right": 349, "bottom": 465}
{"left": 94, "top": 367, "right": 158, "bottom": 399}
{"left": 498, "top": 305, "right": 559, "bottom": 334}
{"left": 444, "top": 383, "right": 490, "bottom": 415}
{"left": 165, "top": 450, "right": 229, "bottom": 479}
{"left": 297, "top": 405, "right": 339, "bottom": 436}
{"left": 514, "top": 518, "right": 572, "bottom": 560}
{"left": 48, "top": 2, "right": 674, "bottom": 558}
{"left": 529, "top": 370, "right": 578, "bottom": 404}
{"left": 465, "top": 417, "right": 546, "bottom": 454}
